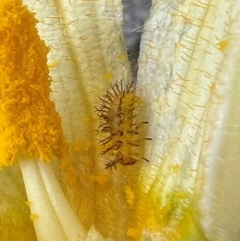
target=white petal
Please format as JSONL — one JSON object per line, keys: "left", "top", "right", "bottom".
{"left": 138, "top": 0, "right": 240, "bottom": 239}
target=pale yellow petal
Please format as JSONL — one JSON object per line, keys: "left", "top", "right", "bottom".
{"left": 137, "top": 0, "right": 240, "bottom": 240}
{"left": 23, "top": 0, "right": 131, "bottom": 142}
{"left": 22, "top": 0, "right": 134, "bottom": 240}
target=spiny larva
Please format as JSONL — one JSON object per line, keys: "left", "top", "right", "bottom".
{"left": 95, "top": 80, "right": 151, "bottom": 169}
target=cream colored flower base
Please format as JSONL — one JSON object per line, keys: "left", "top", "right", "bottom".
{"left": 19, "top": 159, "right": 86, "bottom": 241}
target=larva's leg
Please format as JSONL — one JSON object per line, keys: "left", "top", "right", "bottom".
{"left": 105, "top": 158, "right": 120, "bottom": 169}
{"left": 131, "top": 152, "right": 150, "bottom": 163}
{"left": 126, "top": 130, "right": 139, "bottom": 135}
{"left": 99, "top": 135, "right": 112, "bottom": 146}
{"left": 135, "top": 121, "right": 149, "bottom": 129}
{"left": 100, "top": 140, "right": 123, "bottom": 156}
{"left": 119, "top": 157, "right": 138, "bottom": 166}
{"left": 126, "top": 140, "right": 140, "bottom": 147}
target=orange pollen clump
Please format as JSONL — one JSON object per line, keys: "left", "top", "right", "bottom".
{"left": 0, "top": 0, "right": 68, "bottom": 169}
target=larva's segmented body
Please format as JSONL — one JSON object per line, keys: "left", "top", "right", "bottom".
{"left": 96, "top": 81, "right": 151, "bottom": 169}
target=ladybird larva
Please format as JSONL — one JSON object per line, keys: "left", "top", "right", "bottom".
{"left": 96, "top": 80, "right": 151, "bottom": 169}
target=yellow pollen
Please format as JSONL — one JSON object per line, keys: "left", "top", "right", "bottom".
{"left": 216, "top": 39, "right": 229, "bottom": 52}
{"left": 125, "top": 185, "right": 135, "bottom": 206}
{"left": 84, "top": 142, "right": 92, "bottom": 151}
{"left": 105, "top": 71, "right": 113, "bottom": 81}
{"left": 88, "top": 174, "right": 108, "bottom": 186}
{"left": 30, "top": 214, "right": 39, "bottom": 221}
{"left": 159, "top": 203, "right": 172, "bottom": 215}
{"left": 83, "top": 116, "right": 90, "bottom": 123}
{"left": 0, "top": 0, "right": 68, "bottom": 169}
{"left": 127, "top": 227, "right": 138, "bottom": 239}
{"left": 48, "top": 59, "right": 60, "bottom": 68}
{"left": 25, "top": 201, "right": 32, "bottom": 207}
{"left": 175, "top": 192, "right": 186, "bottom": 199}
{"left": 118, "top": 54, "right": 126, "bottom": 61}
{"left": 172, "top": 164, "right": 180, "bottom": 172}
